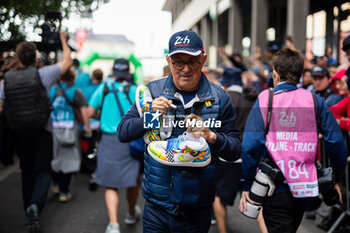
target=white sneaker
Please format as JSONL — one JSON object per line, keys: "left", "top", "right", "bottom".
{"left": 59, "top": 192, "right": 72, "bottom": 202}
{"left": 124, "top": 205, "right": 141, "bottom": 225}
{"left": 147, "top": 132, "right": 211, "bottom": 167}
{"left": 105, "top": 224, "right": 120, "bottom": 233}
{"left": 135, "top": 85, "right": 162, "bottom": 144}
{"left": 135, "top": 85, "right": 172, "bottom": 144}
{"left": 135, "top": 85, "right": 153, "bottom": 117}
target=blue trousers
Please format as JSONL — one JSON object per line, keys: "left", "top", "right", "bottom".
{"left": 143, "top": 202, "right": 212, "bottom": 233}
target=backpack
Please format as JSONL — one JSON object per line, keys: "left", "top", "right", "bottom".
{"left": 54, "top": 82, "right": 83, "bottom": 124}
{"left": 4, "top": 66, "right": 51, "bottom": 131}
{"left": 50, "top": 83, "right": 79, "bottom": 126}
{"left": 102, "top": 82, "right": 145, "bottom": 161}
{"left": 101, "top": 82, "right": 132, "bottom": 107}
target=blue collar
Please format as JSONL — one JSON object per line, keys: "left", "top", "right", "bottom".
{"left": 161, "top": 73, "right": 215, "bottom": 101}
{"left": 273, "top": 82, "right": 297, "bottom": 94}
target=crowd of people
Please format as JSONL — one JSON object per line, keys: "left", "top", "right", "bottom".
{"left": 0, "top": 33, "right": 142, "bottom": 233}
{"left": 0, "top": 29, "right": 349, "bottom": 233}
{"left": 208, "top": 36, "right": 350, "bottom": 233}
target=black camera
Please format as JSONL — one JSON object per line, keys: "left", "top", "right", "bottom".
{"left": 259, "top": 159, "right": 285, "bottom": 184}
{"left": 40, "top": 11, "right": 62, "bottom": 45}
{"left": 316, "top": 164, "right": 339, "bottom": 206}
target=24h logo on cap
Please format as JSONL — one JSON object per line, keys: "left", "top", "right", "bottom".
{"left": 174, "top": 35, "right": 190, "bottom": 48}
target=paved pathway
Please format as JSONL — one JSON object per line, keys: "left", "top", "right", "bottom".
{"left": 0, "top": 164, "right": 325, "bottom": 233}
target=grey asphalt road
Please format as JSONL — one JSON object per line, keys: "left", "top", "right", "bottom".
{"left": 0, "top": 164, "right": 325, "bottom": 233}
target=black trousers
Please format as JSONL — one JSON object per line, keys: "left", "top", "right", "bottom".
{"left": 52, "top": 172, "right": 72, "bottom": 193}
{"left": 0, "top": 122, "right": 15, "bottom": 166}
{"left": 263, "top": 192, "right": 308, "bottom": 233}
{"left": 14, "top": 129, "right": 53, "bottom": 213}
{"left": 215, "top": 160, "right": 242, "bottom": 206}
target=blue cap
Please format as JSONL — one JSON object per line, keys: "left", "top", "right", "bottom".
{"left": 266, "top": 41, "right": 281, "bottom": 52}
{"left": 113, "top": 58, "right": 129, "bottom": 78}
{"left": 219, "top": 67, "right": 243, "bottom": 87}
{"left": 311, "top": 66, "right": 329, "bottom": 78}
{"left": 168, "top": 30, "right": 204, "bottom": 57}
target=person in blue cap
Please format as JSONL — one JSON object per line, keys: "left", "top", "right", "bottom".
{"left": 88, "top": 58, "right": 140, "bottom": 233}
{"left": 117, "top": 30, "right": 241, "bottom": 232}
{"left": 310, "top": 66, "right": 342, "bottom": 107}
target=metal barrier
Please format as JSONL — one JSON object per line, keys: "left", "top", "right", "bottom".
{"left": 327, "top": 133, "right": 350, "bottom": 233}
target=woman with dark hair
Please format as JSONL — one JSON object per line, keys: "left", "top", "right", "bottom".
{"left": 49, "top": 66, "right": 90, "bottom": 202}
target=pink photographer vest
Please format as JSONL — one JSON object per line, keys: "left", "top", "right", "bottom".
{"left": 258, "top": 88, "right": 318, "bottom": 198}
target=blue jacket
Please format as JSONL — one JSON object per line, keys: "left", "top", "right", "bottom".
{"left": 242, "top": 83, "right": 347, "bottom": 193}
{"left": 117, "top": 73, "right": 241, "bottom": 214}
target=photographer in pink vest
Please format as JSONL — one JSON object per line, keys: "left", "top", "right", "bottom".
{"left": 239, "top": 48, "right": 347, "bottom": 233}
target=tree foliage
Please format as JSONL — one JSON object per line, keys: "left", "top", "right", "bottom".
{"left": 0, "top": 0, "right": 109, "bottom": 41}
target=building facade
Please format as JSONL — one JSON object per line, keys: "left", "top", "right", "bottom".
{"left": 163, "top": 0, "right": 350, "bottom": 67}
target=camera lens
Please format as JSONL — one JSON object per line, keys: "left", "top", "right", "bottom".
{"left": 243, "top": 171, "right": 274, "bottom": 219}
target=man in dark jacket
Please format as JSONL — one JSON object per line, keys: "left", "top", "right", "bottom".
{"left": 0, "top": 32, "right": 72, "bottom": 232}
{"left": 117, "top": 30, "right": 241, "bottom": 232}
{"left": 311, "top": 66, "right": 342, "bottom": 106}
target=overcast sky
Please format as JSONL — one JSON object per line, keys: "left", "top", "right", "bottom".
{"left": 57, "top": 0, "right": 172, "bottom": 58}
{"left": 91, "top": 0, "right": 171, "bottom": 58}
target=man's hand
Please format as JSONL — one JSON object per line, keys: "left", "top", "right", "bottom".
{"left": 286, "top": 36, "right": 296, "bottom": 51}
{"left": 218, "top": 47, "right": 233, "bottom": 67}
{"left": 239, "top": 191, "right": 255, "bottom": 213}
{"left": 152, "top": 97, "right": 172, "bottom": 115}
{"left": 58, "top": 31, "right": 72, "bottom": 75}
{"left": 185, "top": 113, "right": 217, "bottom": 144}
{"left": 334, "top": 183, "right": 343, "bottom": 204}
{"left": 59, "top": 31, "right": 69, "bottom": 43}
{"left": 218, "top": 47, "right": 227, "bottom": 59}
{"left": 336, "top": 117, "right": 346, "bottom": 125}
{"left": 246, "top": 71, "right": 259, "bottom": 83}
{"left": 87, "top": 106, "right": 98, "bottom": 119}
